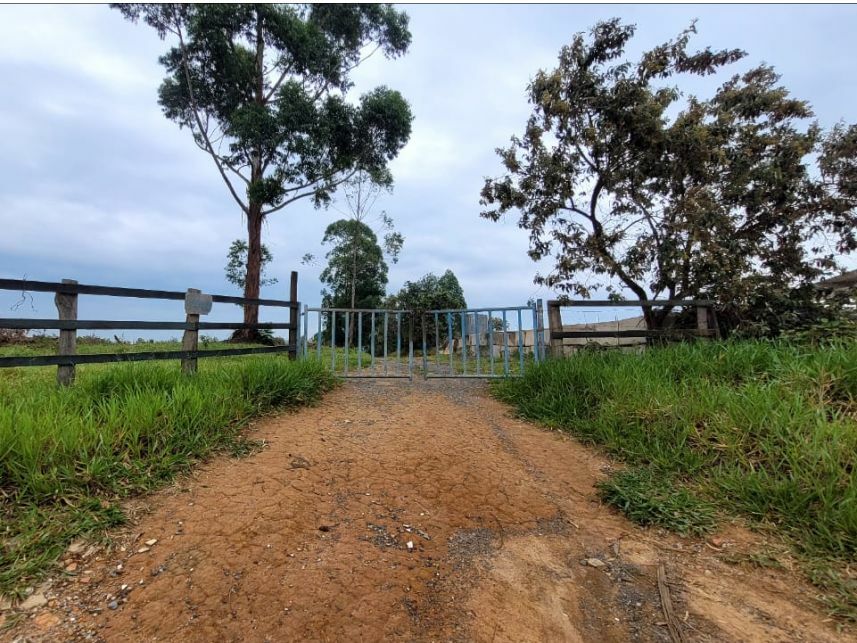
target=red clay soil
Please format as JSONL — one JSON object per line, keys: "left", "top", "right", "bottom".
{"left": 3, "top": 379, "right": 851, "bottom": 642}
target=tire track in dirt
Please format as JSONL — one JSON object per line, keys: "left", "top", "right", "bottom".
{"left": 4, "top": 379, "right": 849, "bottom": 642}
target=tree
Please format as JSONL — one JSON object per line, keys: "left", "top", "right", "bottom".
{"left": 480, "top": 19, "right": 857, "bottom": 331}
{"left": 386, "top": 270, "right": 467, "bottom": 349}
{"left": 303, "top": 170, "right": 403, "bottom": 342}
{"left": 318, "top": 219, "right": 388, "bottom": 345}
{"left": 115, "top": 4, "right": 413, "bottom": 338}
{"left": 225, "top": 239, "right": 277, "bottom": 290}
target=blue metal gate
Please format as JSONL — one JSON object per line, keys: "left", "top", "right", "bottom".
{"left": 301, "top": 302, "right": 544, "bottom": 379}
{"left": 302, "top": 307, "right": 415, "bottom": 378}
{"left": 420, "top": 304, "right": 544, "bottom": 378}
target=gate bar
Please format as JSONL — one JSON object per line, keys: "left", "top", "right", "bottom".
{"left": 503, "top": 310, "right": 510, "bottom": 376}
{"left": 396, "top": 312, "right": 402, "bottom": 375}
{"left": 316, "top": 311, "right": 322, "bottom": 362}
{"left": 461, "top": 312, "right": 468, "bottom": 374}
{"left": 383, "top": 312, "right": 389, "bottom": 375}
{"left": 422, "top": 314, "right": 428, "bottom": 375}
{"left": 371, "top": 313, "right": 376, "bottom": 369}
{"left": 408, "top": 314, "right": 414, "bottom": 380}
{"left": 475, "top": 312, "right": 481, "bottom": 375}
{"left": 489, "top": 311, "right": 495, "bottom": 375}
{"left": 447, "top": 312, "right": 453, "bottom": 375}
{"left": 344, "top": 311, "right": 349, "bottom": 376}
{"left": 429, "top": 305, "right": 534, "bottom": 314}
{"left": 434, "top": 312, "right": 440, "bottom": 368}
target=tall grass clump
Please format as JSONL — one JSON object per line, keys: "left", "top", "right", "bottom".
{"left": 493, "top": 340, "right": 857, "bottom": 619}
{"left": 0, "top": 356, "right": 334, "bottom": 595}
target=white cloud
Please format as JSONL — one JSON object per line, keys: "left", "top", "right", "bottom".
{"left": 0, "top": 195, "right": 232, "bottom": 277}
{"left": 1, "top": 3, "right": 856, "bottom": 313}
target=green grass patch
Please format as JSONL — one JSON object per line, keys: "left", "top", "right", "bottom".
{"left": 597, "top": 468, "right": 717, "bottom": 536}
{"left": 492, "top": 339, "right": 857, "bottom": 619}
{"left": 1, "top": 344, "right": 334, "bottom": 596}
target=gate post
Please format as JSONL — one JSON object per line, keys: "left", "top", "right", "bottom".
{"left": 288, "top": 271, "right": 298, "bottom": 360}
{"left": 547, "top": 300, "right": 563, "bottom": 358}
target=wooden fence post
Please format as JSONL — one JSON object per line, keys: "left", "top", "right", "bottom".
{"left": 182, "top": 288, "right": 200, "bottom": 374}
{"left": 54, "top": 278, "right": 78, "bottom": 386}
{"left": 288, "top": 271, "right": 298, "bottom": 360}
{"left": 547, "top": 300, "right": 563, "bottom": 358}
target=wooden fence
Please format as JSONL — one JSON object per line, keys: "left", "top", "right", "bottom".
{"left": 546, "top": 298, "right": 720, "bottom": 355}
{"left": 0, "top": 272, "right": 300, "bottom": 385}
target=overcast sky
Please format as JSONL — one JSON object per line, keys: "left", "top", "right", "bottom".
{"left": 2, "top": 4, "right": 856, "bottom": 335}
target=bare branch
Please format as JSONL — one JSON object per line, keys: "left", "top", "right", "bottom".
{"left": 175, "top": 20, "right": 248, "bottom": 214}
{"left": 261, "top": 168, "right": 359, "bottom": 217}
{"left": 264, "top": 59, "right": 295, "bottom": 102}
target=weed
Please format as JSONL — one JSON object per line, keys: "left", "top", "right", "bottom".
{"left": 597, "top": 468, "right": 717, "bottom": 535}
{"left": 228, "top": 437, "right": 268, "bottom": 458}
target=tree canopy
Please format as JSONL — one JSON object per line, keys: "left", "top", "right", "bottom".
{"left": 387, "top": 270, "right": 467, "bottom": 347}
{"left": 389, "top": 270, "right": 466, "bottom": 312}
{"left": 114, "top": 3, "right": 413, "bottom": 336}
{"left": 319, "top": 218, "right": 388, "bottom": 346}
{"left": 480, "top": 19, "right": 857, "bottom": 330}
{"left": 320, "top": 219, "right": 389, "bottom": 311}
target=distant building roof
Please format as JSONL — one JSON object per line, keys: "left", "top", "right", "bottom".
{"left": 815, "top": 270, "right": 857, "bottom": 291}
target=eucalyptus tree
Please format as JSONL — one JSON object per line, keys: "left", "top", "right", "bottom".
{"left": 304, "top": 170, "right": 403, "bottom": 342}
{"left": 114, "top": 4, "right": 413, "bottom": 338}
{"left": 317, "top": 218, "right": 388, "bottom": 346}
{"left": 481, "top": 19, "right": 856, "bottom": 331}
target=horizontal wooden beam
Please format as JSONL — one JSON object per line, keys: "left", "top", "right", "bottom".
{"left": 0, "top": 319, "right": 295, "bottom": 331}
{"left": 551, "top": 329, "right": 715, "bottom": 339}
{"left": 546, "top": 299, "right": 714, "bottom": 308}
{"left": 0, "top": 279, "right": 297, "bottom": 308}
{"left": 0, "top": 345, "right": 290, "bottom": 368}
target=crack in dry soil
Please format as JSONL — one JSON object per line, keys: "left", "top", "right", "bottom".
{"left": 3, "top": 379, "right": 850, "bottom": 642}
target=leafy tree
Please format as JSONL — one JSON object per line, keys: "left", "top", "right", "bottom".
{"left": 318, "top": 219, "right": 388, "bottom": 345}
{"left": 480, "top": 19, "right": 857, "bottom": 331}
{"left": 225, "top": 239, "right": 277, "bottom": 290}
{"left": 304, "top": 170, "right": 404, "bottom": 342}
{"left": 386, "top": 270, "right": 467, "bottom": 349}
{"left": 115, "top": 4, "right": 413, "bottom": 338}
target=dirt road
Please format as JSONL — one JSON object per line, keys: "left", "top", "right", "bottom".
{"left": 5, "top": 380, "right": 848, "bottom": 642}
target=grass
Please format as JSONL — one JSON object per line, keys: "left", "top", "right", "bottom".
{"left": 491, "top": 339, "right": 857, "bottom": 620}
{"left": 596, "top": 467, "right": 717, "bottom": 536}
{"left": 0, "top": 339, "right": 334, "bottom": 597}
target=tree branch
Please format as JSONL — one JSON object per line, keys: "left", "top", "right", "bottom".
{"left": 261, "top": 168, "right": 359, "bottom": 217}
{"left": 583, "top": 177, "right": 650, "bottom": 303}
{"left": 191, "top": 138, "right": 250, "bottom": 185}
{"left": 175, "top": 21, "right": 248, "bottom": 214}
{"left": 264, "top": 59, "right": 295, "bottom": 102}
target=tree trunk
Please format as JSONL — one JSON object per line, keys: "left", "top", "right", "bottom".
{"left": 233, "top": 10, "right": 268, "bottom": 345}
{"left": 234, "top": 201, "right": 264, "bottom": 342}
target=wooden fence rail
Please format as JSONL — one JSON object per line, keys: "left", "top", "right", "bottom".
{"left": 0, "top": 272, "right": 300, "bottom": 385}
{"left": 546, "top": 298, "right": 719, "bottom": 356}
